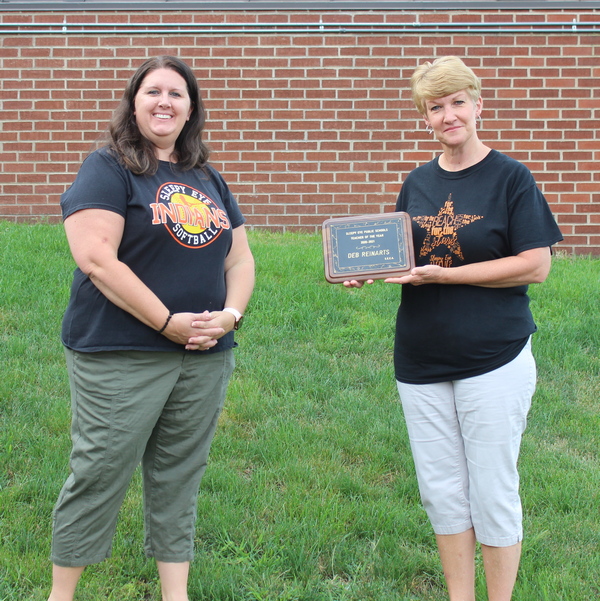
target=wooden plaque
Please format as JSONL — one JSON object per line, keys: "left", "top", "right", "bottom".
{"left": 322, "top": 212, "right": 415, "bottom": 283}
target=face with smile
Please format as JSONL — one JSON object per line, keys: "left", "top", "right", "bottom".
{"left": 134, "top": 67, "right": 193, "bottom": 161}
{"left": 424, "top": 89, "right": 482, "bottom": 151}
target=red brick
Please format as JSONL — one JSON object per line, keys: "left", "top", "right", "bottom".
{"left": 0, "top": 8, "right": 597, "bottom": 254}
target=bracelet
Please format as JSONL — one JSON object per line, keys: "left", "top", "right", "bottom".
{"left": 157, "top": 312, "right": 173, "bottom": 334}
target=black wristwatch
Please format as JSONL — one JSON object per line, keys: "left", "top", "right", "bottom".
{"left": 223, "top": 307, "right": 243, "bottom": 330}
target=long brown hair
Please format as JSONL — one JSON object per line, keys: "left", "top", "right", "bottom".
{"left": 107, "top": 56, "right": 210, "bottom": 174}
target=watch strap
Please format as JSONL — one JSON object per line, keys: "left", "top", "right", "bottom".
{"left": 223, "top": 307, "right": 243, "bottom": 330}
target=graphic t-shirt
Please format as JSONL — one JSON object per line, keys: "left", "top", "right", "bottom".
{"left": 61, "top": 147, "right": 245, "bottom": 353}
{"left": 394, "top": 149, "right": 563, "bottom": 384}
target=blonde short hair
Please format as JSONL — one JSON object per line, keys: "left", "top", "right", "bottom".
{"left": 410, "top": 56, "right": 482, "bottom": 115}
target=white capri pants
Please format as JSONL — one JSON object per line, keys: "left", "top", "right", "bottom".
{"left": 397, "top": 339, "right": 536, "bottom": 547}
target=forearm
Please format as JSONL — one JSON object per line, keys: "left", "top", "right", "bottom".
{"left": 87, "top": 260, "right": 169, "bottom": 330}
{"left": 64, "top": 209, "right": 226, "bottom": 348}
{"left": 186, "top": 256, "right": 254, "bottom": 338}
{"left": 443, "top": 252, "right": 550, "bottom": 288}
{"left": 388, "top": 247, "right": 552, "bottom": 288}
{"left": 223, "top": 256, "right": 255, "bottom": 312}
{"left": 65, "top": 209, "right": 170, "bottom": 331}
{"left": 90, "top": 261, "right": 227, "bottom": 350}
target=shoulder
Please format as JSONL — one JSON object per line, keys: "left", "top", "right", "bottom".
{"left": 202, "top": 163, "right": 227, "bottom": 185}
{"left": 470, "top": 150, "right": 538, "bottom": 201}
{"left": 200, "top": 163, "right": 236, "bottom": 198}
{"left": 487, "top": 150, "right": 535, "bottom": 181}
{"left": 411, "top": 157, "right": 438, "bottom": 176}
{"left": 402, "top": 157, "right": 438, "bottom": 186}
{"left": 76, "top": 146, "right": 128, "bottom": 179}
{"left": 61, "top": 147, "right": 131, "bottom": 219}
{"left": 66, "top": 147, "right": 128, "bottom": 186}
{"left": 201, "top": 164, "right": 246, "bottom": 226}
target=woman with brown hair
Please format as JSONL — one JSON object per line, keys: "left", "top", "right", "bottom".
{"left": 48, "top": 56, "right": 254, "bottom": 601}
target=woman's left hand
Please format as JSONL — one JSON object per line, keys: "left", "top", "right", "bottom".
{"left": 186, "top": 225, "right": 255, "bottom": 351}
{"left": 384, "top": 247, "right": 552, "bottom": 288}
{"left": 185, "top": 311, "right": 233, "bottom": 351}
{"left": 385, "top": 265, "right": 445, "bottom": 286}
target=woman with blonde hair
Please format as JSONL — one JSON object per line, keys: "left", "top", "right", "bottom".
{"left": 346, "top": 56, "right": 562, "bottom": 600}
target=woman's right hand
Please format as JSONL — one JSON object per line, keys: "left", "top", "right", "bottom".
{"left": 65, "top": 209, "right": 225, "bottom": 350}
{"left": 343, "top": 279, "right": 374, "bottom": 288}
{"left": 162, "top": 311, "right": 225, "bottom": 351}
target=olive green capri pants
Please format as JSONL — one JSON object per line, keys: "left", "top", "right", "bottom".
{"left": 51, "top": 347, "right": 235, "bottom": 568}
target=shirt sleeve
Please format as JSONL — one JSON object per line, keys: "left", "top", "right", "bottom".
{"left": 204, "top": 164, "right": 246, "bottom": 229}
{"left": 505, "top": 163, "right": 563, "bottom": 254}
{"left": 61, "top": 149, "right": 130, "bottom": 220}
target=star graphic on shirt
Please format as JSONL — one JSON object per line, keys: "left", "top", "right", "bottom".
{"left": 413, "top": 194, "right": 483, "bottom": 261}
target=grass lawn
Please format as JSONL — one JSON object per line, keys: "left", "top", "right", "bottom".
{"left": 0, "top": 223, "right": 598, "bottom": 600}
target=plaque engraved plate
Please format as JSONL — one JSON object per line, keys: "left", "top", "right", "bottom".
{"left": 322, "top": 212, "right": 415, "bottom": 283}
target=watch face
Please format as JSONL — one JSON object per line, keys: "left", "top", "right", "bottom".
{"left": 234, "top": 315, "right": 243, "bottom": 331}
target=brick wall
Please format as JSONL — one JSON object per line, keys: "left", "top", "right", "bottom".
{"left": 1, "top": 9, "right": 599, "bottom": 254}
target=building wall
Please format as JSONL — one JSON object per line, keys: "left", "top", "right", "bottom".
{"left": 1, "top": 9, "right": 599, "bottom": 254}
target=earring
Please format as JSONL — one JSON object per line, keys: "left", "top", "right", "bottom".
{"left": 478, "top": 116, "right": 483, "bottom": 129}
{"left": 425, "top": 124, "right": 433, "bottom": 135}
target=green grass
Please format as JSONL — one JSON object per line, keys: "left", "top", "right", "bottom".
{"left": 1, "top": 223, "right": 598, "bottom": 600}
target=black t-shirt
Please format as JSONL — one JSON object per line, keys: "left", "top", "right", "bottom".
{"left": 61, "top": 147, "right": 245, "bottom": 353}
{"left": 394, "top": 149, "right": 563, "bottom": 384}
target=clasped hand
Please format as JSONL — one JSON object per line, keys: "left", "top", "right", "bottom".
{"left": 163, "top": 310, "right": 236, "bottom": 351}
